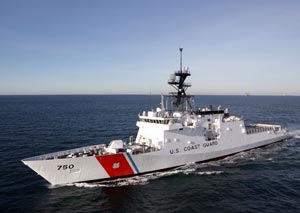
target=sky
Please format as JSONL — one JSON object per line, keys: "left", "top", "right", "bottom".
{"left": 0, "top": 0, "right": 300, "bottom": 95}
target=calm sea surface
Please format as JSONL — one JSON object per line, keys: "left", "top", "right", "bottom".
{"left": 1, "top": 95, "right": 300, "bottom": 212}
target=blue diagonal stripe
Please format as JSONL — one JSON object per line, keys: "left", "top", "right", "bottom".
{"left": 126, "top": 153, "right": 140, "bottom": 174}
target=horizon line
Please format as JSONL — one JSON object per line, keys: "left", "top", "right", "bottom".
{"left": 0, "top": 93, "right": 298, "bottom": 97}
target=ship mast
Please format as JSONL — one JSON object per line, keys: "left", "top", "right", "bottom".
{"left": 168, "top": 48, "right": 193, "bottom": 111}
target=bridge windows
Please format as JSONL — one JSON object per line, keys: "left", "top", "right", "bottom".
{"left": 141, "top": 119, "right": 170, "bottom": 125}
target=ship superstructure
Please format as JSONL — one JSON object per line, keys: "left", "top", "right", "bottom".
{"left": 22, "top": 49, "right": 289, "bottom": 185}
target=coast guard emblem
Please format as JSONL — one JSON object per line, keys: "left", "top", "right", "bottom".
{"left": 112, "top": 162, "right": 120, "bottom": 169}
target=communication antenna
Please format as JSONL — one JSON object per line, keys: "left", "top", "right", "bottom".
{"left": 179, "top": 47, "right": 183, "bottom": 72}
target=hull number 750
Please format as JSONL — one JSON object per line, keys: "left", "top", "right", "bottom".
{"left": 57, "top": 164, "right": 74, "bottom": 170}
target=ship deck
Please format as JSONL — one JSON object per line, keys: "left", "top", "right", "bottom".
{"left": 22, "top": 143, "right": 158, "bottom": 161}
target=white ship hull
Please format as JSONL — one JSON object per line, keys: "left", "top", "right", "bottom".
{"left": 22, "top": 131, "right": 288, "bottom": 185}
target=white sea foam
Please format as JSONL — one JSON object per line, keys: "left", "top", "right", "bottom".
{"left": 196, "top": 171, "right": 224, "bottom": 175}
{"left": 288, "top": 129, "right": 300, "bottom": 138}
{"left": 73, "top": 183, "right": 103, "bottom": 188}
{"left": 47, "top": 184, "right": 63, "bottom": 189}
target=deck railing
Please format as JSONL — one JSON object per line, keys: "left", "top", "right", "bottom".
{"left": 246, "top": 124, "right": 281, "bottom": 135}
{"left": 22, "top": 143, "right": 107, "bottom": 161}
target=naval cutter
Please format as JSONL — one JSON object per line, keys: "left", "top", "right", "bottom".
{"left": 22, "top": 49, "right": 289, "bottom": 185}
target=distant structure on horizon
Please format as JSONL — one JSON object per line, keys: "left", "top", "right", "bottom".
{"left": 245, "top": 92, "right": 251, "bottom": 97}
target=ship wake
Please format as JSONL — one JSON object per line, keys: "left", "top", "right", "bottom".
{"left": 289, "top": 129, "right": 300, "bottom": 139}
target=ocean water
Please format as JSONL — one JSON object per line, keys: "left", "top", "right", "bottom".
{"left": 1, "top": 95, "right": 300, "bottom": 212}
